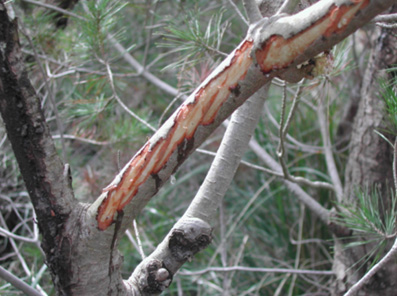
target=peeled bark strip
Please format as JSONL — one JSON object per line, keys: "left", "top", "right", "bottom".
{"left": 91, "top": 0, "right": 395, "bottom": 235}
{"left": 94, "top": 40, "right": 254, "bottom": 230}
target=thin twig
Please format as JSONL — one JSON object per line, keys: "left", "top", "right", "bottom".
{"left": 0, "top": 266, "right": 43, "bottom": 296}
{"left": 265, "top": 105, "right": 324, "bottom": 153}
{"left": 283, "top": 81, "right": 304, "bottom": 138}
{"left": 133, "top": 219, "right": 145, "bottom": 259}
{"left": 372, "top": 13, "right": 397, "bottom": 23}
{"left": 52, "top": 134, "right": 113, "bottom": 146}
{"left": 393, "top": 137, "right": 397, "bottom": 195}
{"left": 288, "top": 204, "right": 305, "bottom": 296}
{"left": 275, "top": 83, "right": 335, "bottom": 191}
{"left": 249, "top": 139, "right": 331, "bottom": 224}
{"left": 228, "top": 0, "right": 249, "bottom": 26}
{"left": 242, "top": 0, "right": 262, "bottom": 24}
{"left": 375, "top": 22, "right": 397, "bottom": 29}
{"left": 21, "top": 0, "right": 85, "bottom": 20}
{"left": 179, "top": 266, "right": 334, "bottom": 276}
{"left": 105, "top": 63, "right": 156, "bottom": 132}
{"left": 344, "top": 238, "right": 397, "bottom": 296}
{"left": 277, "top": 0, "right": 300, "bottom": 15}
{"left": 316, "top": 85, "right": 343, "bottom": 201}
{"left": 108, "top": 35, "right": 181, "bottom": 97}
{"left": 0, "top": 226, "right": 38, "bottom": 244}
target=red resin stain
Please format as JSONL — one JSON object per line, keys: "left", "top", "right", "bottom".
{"left": 96, "top": 39, "right": 253, "bottom": 230}
{"left": 96, "top": 0, "right": 370, "bottom": 230}
{"left": 255, "top": 0, "right": 368, "bottom": 74}
{"left": 324, "top": 0, "right": 369, "bottom": 37}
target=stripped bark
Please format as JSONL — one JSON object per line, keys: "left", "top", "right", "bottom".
{"left": 1, "top": 0, "right": 396, "bottom": 295}
{"left": 92, "top": 0, "right": 395, "bottom": 235}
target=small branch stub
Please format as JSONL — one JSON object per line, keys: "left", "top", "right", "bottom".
{"left": 168, "top": 218, "right": 212, "bottom": 263}
{"left": 135, "top": 259, "right": 171, "bottom": 294}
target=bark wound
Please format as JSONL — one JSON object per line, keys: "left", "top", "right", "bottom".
{"left": 96, "top": 40, "right": 253, "bottom": 230}
{"left": 140, "top": 260, "right": 172, "bottom": 294}
{"left": 255, "top": 0, "right": 369, "bottom": 74}
{"left": 168, "top": 218, "right": 212, "bottom": 263}
{"left": 169, "top": 228, "right": 212, "bottom": 262}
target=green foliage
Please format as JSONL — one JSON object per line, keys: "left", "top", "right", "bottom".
{"left": 76, "top": 0, "right": 128, "bottom": 60}
{"left": 333, "top": 188, "right": 397, "bottom": 269}
{"left": 380, "top": 74, "right": 397, "bottom": 135}
{"left": 336, "top": 189, "right": 396, "bottom": 240}
{"left": 160, "top": 9, "right": 229, "bottom": 71}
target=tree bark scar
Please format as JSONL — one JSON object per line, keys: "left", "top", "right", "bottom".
{"left": 151, "top": 173, "right": 162, "bottom": 191}
{"left": 108, "top": 209, "right": 124, "bottom": 284}
{"left": 177, "top": 137, "right": 195, "bottom": 164}
{"left": 255, "top": 0, "right": 369, "bottom": 74}
{"left": 96, "top": 39, "right": 253, "bottom": 230}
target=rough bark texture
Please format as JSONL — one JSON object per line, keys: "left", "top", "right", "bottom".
{"left": 334, "top": 13, "right": 397, "bottom": 295}
{"left": 0, "top": 6, "right": 80, "bottom": 294}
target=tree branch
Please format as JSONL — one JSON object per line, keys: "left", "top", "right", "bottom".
{"left": 317, "top": 85, "right": 344, "bottom": 201}
{"left": 127, "top": 86, "right": 269, "bottom": 294}
{"left": 0, "top": 0, "right": 76, "bottom": 252}
{"left": 179, "top": 265, "right": 334, "bottom": 276}
{"left": 89, "top": 0, "right": 396, "bottom": 234}
{"left": 0, "top": 266, "right": 43, "bottom": 296}
{"left": 243, "top": 0, "right": 262, "bottom": 23}
{"left": 249, "top": 139, "right": 331, "bottom": 224}
{"left": 277, "top": 0, "right": 300, "bottom": 14}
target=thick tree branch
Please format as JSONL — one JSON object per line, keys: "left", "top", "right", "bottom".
{"left": 184, "top": 87, "right": 268, "bottom": 221}
{"left": 0, "top": 266, "right": 43, "bottom": 296}
{"left": 90, "top": 0, "right": 396, "bottom": 235}
{"left": 128, "top": 86, "right": 269, "bottom": 294}
{"left": 0, "top": 0, "right": 77, "bottom": 264}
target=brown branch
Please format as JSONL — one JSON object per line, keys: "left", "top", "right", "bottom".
{"left": 0, "top": 3, "right": 77, "bottom": 292}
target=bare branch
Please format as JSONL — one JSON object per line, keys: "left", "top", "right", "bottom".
{"left": 21, "top": 0, "right": 85, "bottom": 21}
{"left": 179, "top": 266, "right": 334, "bottom": 276}
{"left": 0, "top": 266, "right": 43, "bottom": 296}
{"left": 376, "top": 22, "right": 397, "bottom": 29}
{"left": 276, "top": 82, "right": 336, "bottom": 192}
{"left": 52, "top": 134, "right": 113, "bottom": 146}
{"left": 0, "top": 226, "right": 38, "bottom": 244}
{"left": 108, "top": 35, "right": 181, "bottom": 97}
{"left": 373, "top": 13, "right": 397, "bottom": 23}
{"left": 243, "top": 0, "right": 262, "bottom": 24}
{"left": 344, "top": 237, "right": 397, "bottom": 296}
{"left": 249, "top": 139, "right": 331, "bottom": 224}
{"left": 393, "top": 137, "right": 397, "bottom": 195}
{"left": 277, "top": 0, "right": 300, "bottom": 15}
{"left": 105, "top": 62, "right": 157, "bottom": 132}
{"left": 228, "top": 0, "right": 249, "bottom": 25}
{"left": 316, "top": 86, "right": 344, "bottom": 201}
{"left": 184, "top": 86, "right": 269, "bottom": 220}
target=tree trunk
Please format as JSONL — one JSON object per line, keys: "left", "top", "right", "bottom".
{"left": 333, "top": 14, "right": 397, "bottom": 295}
